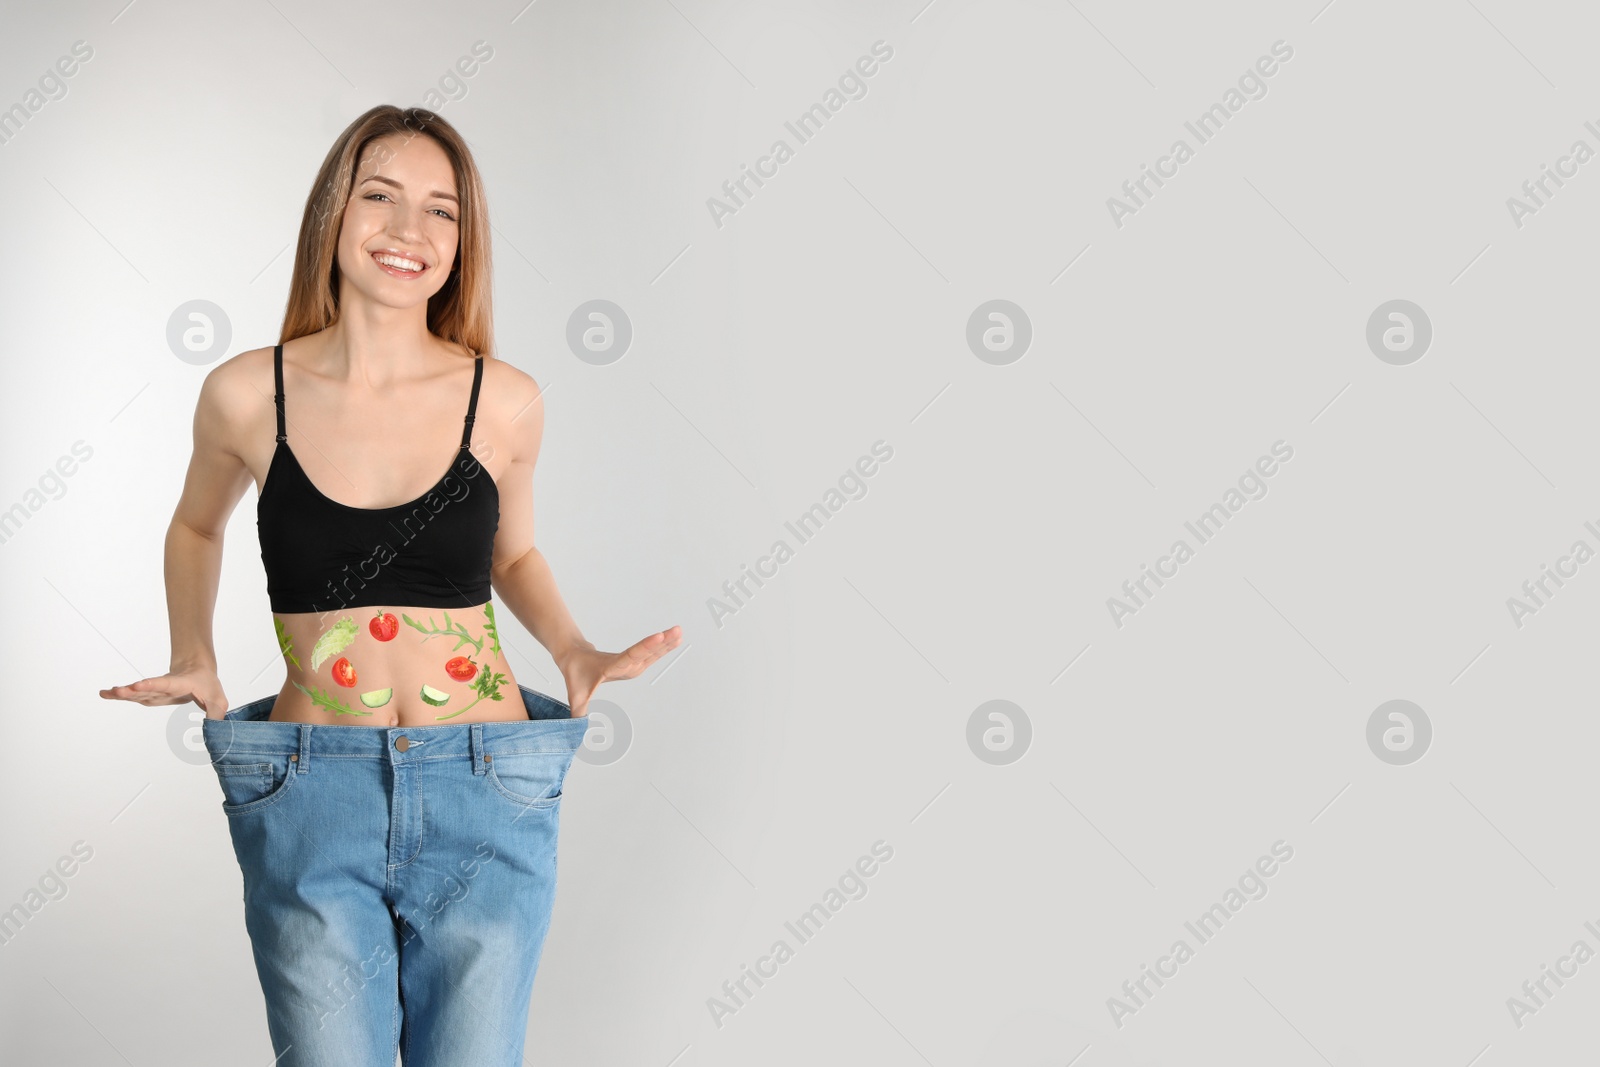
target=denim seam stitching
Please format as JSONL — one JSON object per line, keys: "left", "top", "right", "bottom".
{"left": 214, "top": 762, "right": 273, "bottom": 776}
{"left": 485, "top": 765, "right": 563, "bottom": 810}
{"left": 221, "top": 762, "right": 300, "bottom": 817}
{"left": 387, "top": 773, "right": 424, "bottom": 871}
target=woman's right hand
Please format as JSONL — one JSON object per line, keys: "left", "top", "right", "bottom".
{"left": 100, "top": 667, "right": 229, "bottom": 719}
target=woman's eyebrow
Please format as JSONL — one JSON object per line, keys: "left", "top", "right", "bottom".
{"left": 359, "top": 173, "right": 459, "bottom": 204}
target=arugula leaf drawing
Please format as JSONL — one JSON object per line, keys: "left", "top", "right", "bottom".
{"left": 274, "top": 618, "right": 300, "bottom": 670}
{"left": 293, "top": 681, "right": 370, "bottom": 717}
{"left": 434, "top": 667, "right": 509, "bottom": 721}
{"left": 483, "top": 602, "right": 502, "bottom": 658}
{"left": 403, "top": 611, "right": 484, "bottom": 655}
{"left": 310, "top": 616, "right": 359, "bottom": 671}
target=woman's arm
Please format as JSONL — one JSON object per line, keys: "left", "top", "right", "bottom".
{"left": 100, "top": 355, "right": 257, "bottom": 716}
{"left": 487, "top": 364, "right": 680, "bottom": 716}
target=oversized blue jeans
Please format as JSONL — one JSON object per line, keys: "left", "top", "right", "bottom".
{"left": 201, "top": 685, "right": 588, "bottom": 1067}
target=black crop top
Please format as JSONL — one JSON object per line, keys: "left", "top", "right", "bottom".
{"left": 257, "top": 344, "right": 499, "bottom": 614}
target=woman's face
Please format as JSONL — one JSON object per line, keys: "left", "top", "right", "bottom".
{"left": 335, "top": 132, "right": 461, "bottom": 310}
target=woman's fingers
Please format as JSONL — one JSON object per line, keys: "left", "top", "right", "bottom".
{"left": 99, "top": 676, "right": 194, "bottom": 706}
{"left": 639, "top": 626, "right": 682, "bottom": 663}
{"left": 565, "top": 626, "right": 683, "bottom": 700}
{"left": 602, "top": 627, "right": 682, "bottom": 681}
{"left": 629, "top": 626, "right": 681, "bottom": 662}
{"left": 99, "top": 681, "right": 152, "bottom": 701}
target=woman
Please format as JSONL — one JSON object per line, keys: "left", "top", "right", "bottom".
{"left": 99, "top": 105, "right": 680, "bottom": 1066}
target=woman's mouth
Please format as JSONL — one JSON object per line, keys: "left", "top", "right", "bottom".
{"left": 371, "top": 251, "right": 428, "bottom": 278}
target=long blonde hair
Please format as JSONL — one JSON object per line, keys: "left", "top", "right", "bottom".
{"left": 279, "top": 105, "right": 494, "bottom": 357}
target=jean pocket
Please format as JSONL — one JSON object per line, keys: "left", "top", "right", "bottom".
{"left": 213, "top": 756, "right": 298, "bottom": 816}
{"left": 485, "top": 750, "right": 570, "bottom": 811}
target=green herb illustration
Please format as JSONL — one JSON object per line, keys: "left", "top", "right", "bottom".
{"left": 274, "top": 618, "right": 300, "bottom": 670}
{"left": 434, "top": 666, "right": 509, "bottom": 721}
{"left": 483, "top": 602, "right": 502, "bottom": 658}
{"left": 310, "top": 616, "right": 359, "bottom": 671}
{"left": 403, "top": 611, "right": 484, "bottom": 655}
{"left": 293, "top": 681, "right": 370, "bottom": 717}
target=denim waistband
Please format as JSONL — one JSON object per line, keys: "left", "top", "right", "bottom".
{"left": 200, "top": 683, "right": 588, "bottom": 766}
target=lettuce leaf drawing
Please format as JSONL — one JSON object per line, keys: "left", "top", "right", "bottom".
{"left": 310, "top": 616, "right": 359, "bottom": 672}
{"left": 274, "top": 618, "right": 300, "bottom": 670}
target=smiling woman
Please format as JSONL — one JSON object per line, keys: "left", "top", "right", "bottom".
{"left": 99, "top": 104, "right": 679, "bottom": 1067}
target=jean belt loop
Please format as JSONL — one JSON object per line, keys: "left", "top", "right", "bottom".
{"left": 298, "top": 723, "right": 313, "bottom": 773}
{"left": 470, "top": 723, "right": 487, "bottom": 775}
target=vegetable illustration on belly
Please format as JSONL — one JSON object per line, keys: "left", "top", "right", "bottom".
{"left": 445, "top": 656, "right": 478, "bottom": 682}
{"left": 310, "top": 616, "right": 359, "bottom": 671}
{"left": 403, "top": 610, "right": 485, "bottom": 654}
{"left": 331, "top": 657, "right": 357, "bottom": 688}
{"left": 360, "top": 688, "right": 393, "bottom": 708}
{"left": 293, "top": 681, "right": 369, "bottom": 717}
{"left": 369, "top": 610, "right": 399, "bottom": 642}
{"left": 420, "top": 685, "right": 450, "bottom": 707}
{"left": 434, "top": 666, "right": 509, "bottom": 721}
{"left": 274, "top": 618, "right": 301, "bottom": 670}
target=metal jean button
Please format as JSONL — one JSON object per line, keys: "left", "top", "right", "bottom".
{"left": 395, "top": 736, "right": 410, "bottom": 753}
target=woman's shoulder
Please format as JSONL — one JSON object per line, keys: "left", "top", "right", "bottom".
{"left": 476, "top": 351, "right": 543, "bottom": 409}
{"left": 202, "top": 343, "right": 275, "bottom": 397}
{"left": 194, "top": 345, "right": 278, "bottom": 433}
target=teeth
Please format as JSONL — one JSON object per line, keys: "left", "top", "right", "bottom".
{"left": 374, "top": 253, "right": 424, "bottom": 272}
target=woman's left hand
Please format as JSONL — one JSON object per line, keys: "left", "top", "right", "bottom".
{"left": 560, "top": 625, "right": 682, "bottom": 717}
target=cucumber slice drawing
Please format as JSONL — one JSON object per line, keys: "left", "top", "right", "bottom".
{"left": 420, "top": 684, "right": 450, "bottom": 707}
{"left": 359, "top": 688, "right": 393, "bottom": 708}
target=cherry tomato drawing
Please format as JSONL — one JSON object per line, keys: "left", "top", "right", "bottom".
{"left": 332, "top": 657, "right": 358, "bottom": 688}
{"left": 370, "top": 611, "right": 399, "bottom": 642}
{"left": 445, "top": 656, "right": 478, "bottom": 682}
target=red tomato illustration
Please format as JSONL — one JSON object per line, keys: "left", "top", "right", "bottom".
{"left": 332, "top": 657, "right": 358, "bottom": 688}
{"left": 370, "top": 611, "right": 399, "bottom": 642}
{"left": 445, "top": 656, "right": 478, "bottom": 682}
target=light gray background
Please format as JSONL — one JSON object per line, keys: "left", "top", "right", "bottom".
{"left": 1, "top": 0, "right": 1594, "bottom": 1064}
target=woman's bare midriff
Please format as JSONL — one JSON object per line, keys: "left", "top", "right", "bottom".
{"left": 268, "top": 602, "right": 531, "bottom": 726}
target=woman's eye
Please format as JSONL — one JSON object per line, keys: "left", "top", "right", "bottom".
{"left": 362, "top": 192, "right": 453, "bottom": 220}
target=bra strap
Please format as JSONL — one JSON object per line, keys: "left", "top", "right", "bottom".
{"left": 460, "top": 357, "right": 483, "bottom": 449}
{"left": 273, "top": 344, "right": 287, "bottom": 444}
